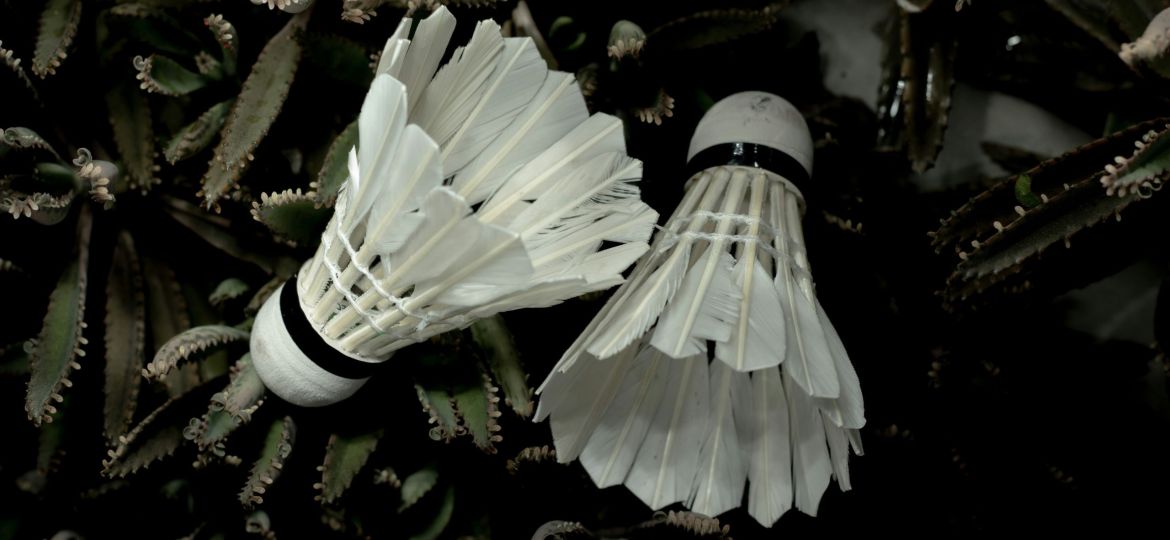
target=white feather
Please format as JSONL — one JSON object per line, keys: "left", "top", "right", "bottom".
{"left": 527, "top": 202, "right": 657, "bottom": 263}
{"left": 451, "top": 72, "right": 588, "bottom": 205}
{"left": 478, "top": 113, "right": 626, "bottom": 222}
{"left": 776, "top": 276, "right": 839, "bottom": 399}
{"left": 417, "top": 223, "right": 533, "bottom": 306}
{"left": 814, "top": 302, "right": 865, "bottom": 429}
{"left": 510, "top": 152, "right": 642, "bottom": 235}
{"left": 394, "top": 6, "right": 456, "bottom": 111}
{"left": 373, "top": 14, "right": 411, "bottom": 76}
{"left": 579, "top": 348, "right": 670, "bottom": 487}
{"left": 786, "top": 374, "right": 832, "bottom": 516}
{"left": 689, "top": 361, "right": 749, "bottom": 518}
{"left": 650, "top": 250, "right": 742, "bottom": 358}
{"left": 586, "top": 243, "right": 691, "bottom": 359}
{"left": 715, "top": 256, "right": 787, "bottom": 371}
{"left": 823, "top": 418, "right": 854, "bottom": 492}
{"left": 368, "top": 124, "right": 442, "bottom": 254}
{"left": 745, "top": 369, "right": 794, "bottom": 527}
{"left": 412, "top": 20, "right": 504, "bottom": 143}
{"left": 384, "top": 188, "right": 476, "bottom": 286}
{"left": 352, "top": 75, "right": 409, "bottom": 232}
{"left": 626, "top": 354, "right": 709, "bottom": 510}
{"left": 426, "top": 36, "right": 546, "bottom": 176}
{"left": 546, "top": 345, "right": 639, "bottom": 460}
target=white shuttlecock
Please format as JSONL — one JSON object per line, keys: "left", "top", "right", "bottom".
{"left": 535, "top": 91, "right": 865, "bottom": 527}
{"left": 250, "top": 6, "right": 657, "bottom": 407}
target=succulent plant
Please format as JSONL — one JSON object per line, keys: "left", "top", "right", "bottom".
{"left": 4, "top": 0, "right": 1170, "bottom": 538}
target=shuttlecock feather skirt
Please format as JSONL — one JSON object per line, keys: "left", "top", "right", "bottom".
{"left": 536, "top": 164, "right": 865, "bottom": 526}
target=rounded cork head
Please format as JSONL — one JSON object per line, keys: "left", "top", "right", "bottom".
{"left": 687, "top": 91, "right": 814, "bottom": 178}
{"left": 251, "top": 283, "right": 370, "bottom": 407}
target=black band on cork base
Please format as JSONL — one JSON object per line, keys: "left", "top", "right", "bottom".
{"left": 279, "top": 276, "right": 381, "bottom": 380}
{"left": 685, "top": 142, "right": 812, "bottom": 193}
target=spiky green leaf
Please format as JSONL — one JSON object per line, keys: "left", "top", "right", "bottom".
{"left": 470, "top": 316, "right": 531, "bottom": 417}
{"left": 25, "top": 206, "right": 90, "bottom": 426}
{"left": 452, "top": 373, "right": 501, "bottom": 452}
{"left": 107, "top": 3, "right": 204, "bottom": 57}
{"left": 210, "top": 277, "right": 250, "bottom": 307}
{"left": 201, "top": 12, "right": 309, "bottom": 210}
{"left": 164, "top": 100, "right": 233, "bottom": 164}
{"left": 398, "top": 466, "right": 439, "bottom": 513}
{"left": 318, "top": 428, "right": 384, "bottom": 504}
{"left": 103, "top": 375, "right": 224, "bottom": 478}
{"left": 240, "top": 416, "right": 296, "bottom": 508}
{"left": 106, "top": 81, "right": 158, "bottom": 193}
{"left": 143, "top": 325, "right": 250, "bottom": 381}
{"left": 32, "top": 0, "right": 81, "bottom": 78}
{"left": 250, "top": 189, "right": 331, "bottom": 246}
{"left": 134, "top": 54, "right": 208, "bottom": 96}
{"left": 104, "top": 231, "right": 146, "bottom": 444}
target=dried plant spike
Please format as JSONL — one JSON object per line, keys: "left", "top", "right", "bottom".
{"left": 104, "top": 231, "right": 146, "bottom": 444}
{"left": 250, "top": 188, "right": 332, "bottom": 246}
{"left": 240, "top": 415, "right": 296, "bottom": 507}
{"left": 470, "top": 316, "right": 532, "bottom": 417}
{"left": 25, "top": 206, "right": 91, "bottom": 426}
{"left": 506, "top": 445, "right": 556, "bottom": 475}
{"left": 210, "top": 278, "right": 251, "bottom": 307}
{"left": 144, "top": 325, "right": 250, "bottom": 381}
{"left": 397, "top": 465, "right": 439, "bottom": 513}
{"left": 201, "top": 11, "right": 309, "bottom": 210}
{"left": 311, "top": 120, "right": 358, "bottom": 207}
{"left": 316, "top": 428, "right": 384, "bottom": 504}
{"left": 876, "top": 5, "right": 957, "bottom": 173}
{"left": 1101, "top": 123, "right": 1170, "bottom": 196}
{"left": 32, "top": 0, "right": 82, "bottom": 78}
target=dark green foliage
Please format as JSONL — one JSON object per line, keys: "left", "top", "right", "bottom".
{"left": 3, "top": 1, "right": 1170, "bottom": 539}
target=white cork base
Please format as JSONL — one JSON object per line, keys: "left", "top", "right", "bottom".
{"left": 688, "top": 91, "right": 814, "bottom": 179}
{"left": 251, "top": 283, "right": 373, "bottom": 407}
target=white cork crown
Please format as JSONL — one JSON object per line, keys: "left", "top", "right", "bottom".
{"left": 687, "top": 91, "right": 814, "bottom": 179}
{"left": 249, "top": 6, "right": 656, "bottom": 407}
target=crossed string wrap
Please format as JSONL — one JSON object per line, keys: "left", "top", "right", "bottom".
{"left": 316, "top": 194, "right": 437, "bottom": 336}
{"left": 657, "top": 210, "right": 815, "bottom": 286}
